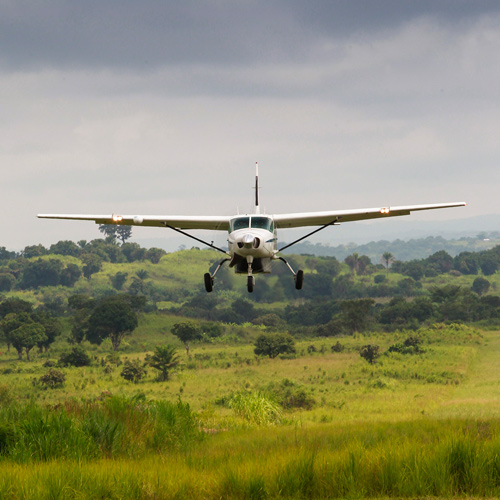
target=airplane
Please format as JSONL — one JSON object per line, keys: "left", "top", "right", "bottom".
{"left": 38, "top": 164, "right": 466, "bottom": 293}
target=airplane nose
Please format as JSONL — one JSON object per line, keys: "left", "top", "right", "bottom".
{"left": 242, "top": 233, "right": 255, "bottom": 248}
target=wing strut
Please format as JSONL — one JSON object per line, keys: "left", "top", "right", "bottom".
{"left": 278, "top": 219, "right": 340, "bottom": 252}
{"left": 164, "top": 224, "right": 229, "bottom": 255}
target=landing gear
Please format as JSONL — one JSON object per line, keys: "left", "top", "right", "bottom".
{"left": 246, "top": 256, "right": 254, "bottom": 293}
{"left": 204, "top": 258, "right": 230, "bottom": 293}
{"left": 247, "top": 275, "right": 254, "bottom": 293}
{"left": 295, "top": 269, "right": 304, "bottom": 290}
{"left": 278, "top": 257, "right": 304, "bottom": 290}
{"left": 204, "top": 273, "right": 213, "bottom": 293}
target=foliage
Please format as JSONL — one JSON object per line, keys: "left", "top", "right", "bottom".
{"left": 120, "top": 359, "right": 147, "bottom": 383}
{"left": 360, "top": 344, "right": 380, "bottom": 364}
{"left": 254, "top": 332, "right": 296, "bottom": 358}
{"left": 38, "top": 368, "right": 66, "bottom": 388}
{"left": 226, "top": 391, "right": 284, "bottom": 425}
{"left": 58, "top": 345, "right": 92, "bottom": 367}
{"left": 266, "top": 379, "right": 315, "bottom": 410}
{"left": 387, "top": 335, "right": 425, "bottom": 355}
{"left": 171, "top": 322, "right": 202, "bottom": 355}
{"left": 86, "top": 296, "right": 139, "bottom": 351}
{"left": 145, "top": 345, "right": 180, "bottom": 381}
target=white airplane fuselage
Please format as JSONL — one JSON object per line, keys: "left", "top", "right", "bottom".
{"left": 227, "top": 215, "right": 277, "bottom": 273}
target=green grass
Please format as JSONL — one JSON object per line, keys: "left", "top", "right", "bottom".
{"left": 1, "top": 321, "right": 500, "bottom": 498}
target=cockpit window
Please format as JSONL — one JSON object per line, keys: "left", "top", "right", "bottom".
{"left": 230, "top": 217, "right": 250, "bottom": 232}
{"left": 251, "top": 217, "right": 274, "bottom": 231}
{"left": 229, "top": 216, "right": 274, "bottom": 232}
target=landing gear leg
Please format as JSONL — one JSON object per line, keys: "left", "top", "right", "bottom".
{"left": 204, "top": 258, "right": 230, "bottom": 293}
{"left": 277, "top": 257, "right": 304, "bottom": 290}
{"left": 247, "top": 256, "right": 254, "bottom": 293}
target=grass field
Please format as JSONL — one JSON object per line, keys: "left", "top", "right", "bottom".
{"left": 2, "top": 320, "right": 500, "bottom": 498}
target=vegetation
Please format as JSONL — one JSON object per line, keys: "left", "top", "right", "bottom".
{"left": 2, "top": 235, "right": 500, "bottom": 498}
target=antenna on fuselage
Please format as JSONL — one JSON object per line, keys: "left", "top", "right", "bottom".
{"left": 254, "top": 162, "right": 260, "bottom": 214}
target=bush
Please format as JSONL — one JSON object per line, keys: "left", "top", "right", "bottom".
{"left": 120, "top": 359, "right": 147, "bottom": 383}
{"left": 360, "top": 344, "right": 380, "bottom": 364}
{"left": 254, "top": 332, "right": 296, "bottom": 359}
{"left": 59, "top": 345, "right": 92, "bottom": 367}
{"left": 39, "top": 369, "right": 66, "bottom": 388}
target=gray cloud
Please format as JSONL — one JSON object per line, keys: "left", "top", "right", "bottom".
{"left": 1, "top": 1, "right": 499, "bottom": 69}
{"left": 1, "top": 1, "right": 499, "bottom": 249}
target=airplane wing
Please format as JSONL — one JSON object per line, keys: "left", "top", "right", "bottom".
{"left": 272, "top": 202, "right": 467, "bottom": 229}
{"left": 37, "top": 214, "right": 231, "bottom": 231}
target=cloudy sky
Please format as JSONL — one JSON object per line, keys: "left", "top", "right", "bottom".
{"left": 2, "top": 0, "right": 499, "bottom": 250}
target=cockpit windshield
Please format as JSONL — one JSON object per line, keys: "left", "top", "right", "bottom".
{"left": 250, "top": 217, "right": 274, "bottom": 231}
{"left": 229, "top": 216, "right": 274, "bottom": 232}
{"left": 230, "top": 217, "right": 249, "bottom": 232}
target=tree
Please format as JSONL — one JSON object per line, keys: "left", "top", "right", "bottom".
{"left": 49, "top": 240, "right": 81, "bottom": 257}
{"left": 86, "top": 297, "right": 138, "bottom": 351}
{"left": 340, "top": 299, "right": 374, "bottom": 332}
{"left": 472, "top": 277, "right": 490, "bottom": 296}
{"left": 98, "top": 224, "right": 133, "bottom": 244}
{"left": 145, "top": 247, "right": 166, "bottom": 264}
{"left": 480, "top": 254, "right": 499, "bottom": 276}
{"left": 0, "top": 298, "right": 33, "bottom": 319}
{"left": 81, "top": 253, "right": 103, "bottom": 279}
{"left": 254, "top": 332, "right": 296, "bottom": 358}
{"left": 171, "top": 322, "right": 202, "bottom": 355}
{"left": 110, "top": 271, "right": 128, "bottom": 290}
{"left": 8, "top": 322, "right": 47, "bottom": 361}
{"left": 360, "top": 344, "right": 380, "bottom": 364}
{"left": 59, "top": 264, "right": 82, "bottom": 287}
{"left": 19, "top": 258, "right": 63, "bottom": 288}
{"left": 380, "top": 252, "right": 395, "bottom": 271}
{"left": 31, "top": 311, "right": 62, "bottom": 352}
{"left": 344, "top": 253, "right": 371, "bottom": 275}
{"left": 116, "top": 226, "right": 133, "bottom": 244}
{"left": 146, "top": 345, "right": 180, "bottom": 381}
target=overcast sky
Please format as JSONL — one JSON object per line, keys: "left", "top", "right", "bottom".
{"left": 2, "top": 0, "right": 499, "bottom": 250}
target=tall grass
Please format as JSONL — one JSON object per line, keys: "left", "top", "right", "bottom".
{"left": 3, "top": 419, "right": 500, "bottom": 499}
{"left": 0, "top": 395, "right": 202, "bottom": 463}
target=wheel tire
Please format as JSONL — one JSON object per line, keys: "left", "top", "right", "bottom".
{"left": 204, "top": 273, "right": 213, "bottom": 293}
{"left": 247, "top": 276, "right": 254, "bottom": 293}
{"left": 295, "top": 270, "right": 304, "bottom": 290}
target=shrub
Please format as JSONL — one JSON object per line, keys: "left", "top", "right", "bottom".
{"left": 360, "top": 344, "right": 380, "bottom": 364}
{"left": 254, "top": 332, "right": 296, "bottom": 358}
{"left": 59, "top": 345, "right": 92, "bottom": 367}
{"left": 120, "top": 359, "right": 147, "bottom": 383}
{"left": 39, "top": 369, "right": 66, "bottom": 388}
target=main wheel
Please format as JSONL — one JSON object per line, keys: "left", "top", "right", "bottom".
{"left": 295, "top": 270, "right": 304, "bottom": 290}
{"left": 247, "top": 275, "right": 254, "bottom": 293}
{"left": 204, "top": 273, "right": 213, "bottom": 293}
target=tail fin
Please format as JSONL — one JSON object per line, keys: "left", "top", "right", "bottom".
{"left": 254, "top": 162, "right": 260, "bottom": 214}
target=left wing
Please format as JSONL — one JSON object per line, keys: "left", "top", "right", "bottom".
{"left": 37, "top": 214, "right": 231, "bottom": 231}
{"left": 272, "top": 202, "right": 466, "bottom": 229}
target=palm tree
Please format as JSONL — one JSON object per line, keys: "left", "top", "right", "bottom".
{"left": 381, "top": 252, "right": 395, "bottom": 272}
{"left": 146, "top": 345, "right": 181, "bottom": 381}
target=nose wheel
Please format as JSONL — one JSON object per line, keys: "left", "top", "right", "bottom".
{"left": 247, "top": 275, "right": 254, "bottom": 293}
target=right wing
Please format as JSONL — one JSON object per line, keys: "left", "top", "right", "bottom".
{"left": 37, "top": 214, "right": 231, "bottom": 231}
{"left": 272, "top": 202, "right": 467, "bottom": 228}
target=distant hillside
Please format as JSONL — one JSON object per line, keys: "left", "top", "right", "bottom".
{"left": 280, "top": 235, "right": 500, "bottom": 262}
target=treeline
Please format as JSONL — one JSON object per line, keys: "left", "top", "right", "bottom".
{"left": 0, "top": 240, "right": 166, "bottom": 292}
{"left": 285, "top": 233, "right": 500, "bottom": 261}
